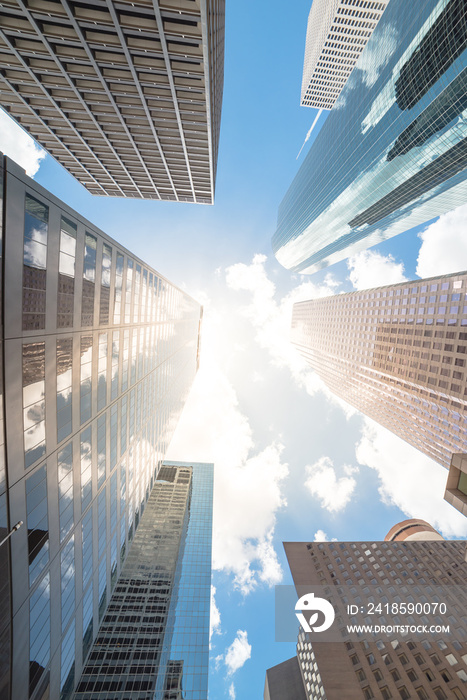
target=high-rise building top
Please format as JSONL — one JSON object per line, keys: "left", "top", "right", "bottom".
{"left": 0, "top": 154, "right": 203, "bottom": 700}
{"left": 300, "top": 0, "right": 389, "bottom": 110}
{"left": 385, "top": 519, "right": 445, "bottom": 542}
{"left": 274, "top": 0, "right": 467, "bottom": 274}
{"left": 291, "top": 271, "right": 467, "bottom": 469}
{"left": 74, "top": 461, "right": 213, "bottom": 700}
{"left": 0, "top": 0, "right": 225, "bottom": 203}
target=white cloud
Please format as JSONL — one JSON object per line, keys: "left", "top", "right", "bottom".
{"left": 224, "top": 630, "right": 252, "bottom": 676}
{"left": 348, "top": 250, "right": 407, "bottom": 291}
{"left": 229, "top": 683, "right": 236, "bottom": 700}
{"left": 416, "top": 204, "right": 467, "bottom": 278}
{"left": 304, "top": 456, "right": 357, "bottom": 513}
{"left": 0, "top": 108, "right": 46, "bottom": 177}
{"left": 356, "top": 417, "right": 467, "bottom": 538}
{"left": 166, "top": 299, "right": 289, "bottom": 595}
{"left": 355, "top": 24, "right": 398, "bottom": 88}
{"left": 210, "top": 586, "right": 221, "bottom": 639}
{"left": 225, "top": 255, "right": 357, "bottom": 418}
{"left": 313, "top": 529, "right": 337, "bottom": 542}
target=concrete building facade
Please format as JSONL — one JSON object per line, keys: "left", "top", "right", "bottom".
{"left": 300, "top": 0, "right": 389, "bottom": 110}
{"left": 274, "top": 0, "right": 467, "bottom": 274}
{"left": 266, "top": 538, "right": 467, "bottom": 700}
{"left": 0, "top": 154, "right": 203, "bottom": 700}
{"left": 291, "top": 271, "right": 467, "bottom": 469}
{"left": 0, "top": 0, "right": 225, "bottom": 203}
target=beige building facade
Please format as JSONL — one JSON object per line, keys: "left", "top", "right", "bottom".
{"left": 0, "top": 0, "right": 225, "bottom": 203}
{"left": 300, "top": 0, "right": 388, "bottom": 109}
{"left": 292, "top": 271, "right": 467, "bottom": 470}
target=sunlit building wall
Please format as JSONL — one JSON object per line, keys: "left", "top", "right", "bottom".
{"left": 0, "top": 154, "right": 202, "bottom": 700}
{"left": 74, "top": 461, "right": 213, "bottom": 700}
{"left": 274, "top": 0, "right": 467, "bottom": 273}
{"left": 292, "top": 271, "right": 467, "bottom": 469}
{"left": 0, "top": 0, "right": 225, "bottom": 203}
{"left": 300, "top": 0, "right": 389, "bottom": 109}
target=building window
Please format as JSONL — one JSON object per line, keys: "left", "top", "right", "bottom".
{"left": 97, "top": 414, "right": 106, "bottom": 490}
{"left": 57, "top": 216, "right": 76, "bottom": 328}
{"left": 60, "top": 536, "right": 75, "bottom": 633}
{"left": 23, "top": 193, "right": 48, "bottom": 331}
{"left": 111, "top": 533, "right": 117, "bottom": 590}
{"left": 26, "top": 465, "right": 49, "bottom": 585}
{"left": 29, "top": 574, "right": 50, "bottom": 697}
{"left": 124, "top": 258, "right": 133, "bottom": 324}
{"left": 111, "top": 331, "right": 119, "bottom": 401}
{"left": 81, "top": 233, "right": 97, "bottom": 327}
{"left": 134, "top": 263, "right": 141, "bottom": 322}
{"left": 113, "top": 253, "right": 124, "bottom": 325}
{"left": 120, "top": 395, "right": 127, "bottom": 457}
{"left": 82, "top": 582, "right": 93, "bottom": 661}
{"left": 98, "top": 487, "right": 106, "bottom": 562}
{"left": 58, "top": 442, "right": 74, "bottom": 542}
{"left": 57, "top": 338, "right": 73, "bottom": 442}
{"left": 97, "top": 333, "right": 107, "bottom": 412}
{"left": 80, "top": 427, "right": 92, "bottom": 512}
{"left": 23, "top": 342, "right": 46, "bottom": 468}
{"left": 60, "top": 620, "right": 75, "bottom": 700}
{"left": 122, "top": 330, "right": 129, "bottom": 393}
{"left": 110, "top": 404, "right": 118, "bottom": 471}
{"left": 98, "top": 558, "right": 106, "bottom": 622}
{"left": 80, "top": 336, "right": 93, "bottom": 424}
{"left": 99, "top": 243, "right": 112, "bottom": 325}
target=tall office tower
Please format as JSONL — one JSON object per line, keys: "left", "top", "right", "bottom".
{"left": 274, "top": 0, "right": 467, "bottom": 274}
{"left": 74, "top": 461, "right": 213, "bottom": 700}
{"left": 300, "top": 0, "right": 389, "bottom": 109}
{"left": 0, "top": 0, "right": 225, "bottom": 204}
{"left": 0, "top": 154, "right": 203, "bottom": 700}
{"left": 292, "top": 271, "right": 467, "bottom": 469}
{"left": 445, "top": 453, "right": 467, "bottom": 517}
{"left": 266, "top": 538, "right": 467, "bottom": 700}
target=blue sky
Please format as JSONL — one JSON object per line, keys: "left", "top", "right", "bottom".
{"left": 2, "top": 0, "right": 467, "bottom": 698}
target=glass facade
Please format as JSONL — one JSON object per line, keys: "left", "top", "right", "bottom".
{"left": 292, "top": 271, "right": 467, "bottom": 468}
{"left": 1, "top": 155, "right": 203, "bottom": 700}
{"left": 74, "top": 462, "right": 213, "bottom": 700}
{"left": 273, "top": 0, "right": 467, "bottom": 274}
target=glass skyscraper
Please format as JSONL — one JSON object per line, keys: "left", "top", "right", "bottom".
{"left": 0, "top": 154, "right": 203, "bottom": 700}
{"left": 73, "top": 461, "right": 213, "bottom": 700}
{"left": 273, "top": 0, "right": 467, "bottom": 274}
{"left": 291, "top": 270, "right": 467, "bottom": 469}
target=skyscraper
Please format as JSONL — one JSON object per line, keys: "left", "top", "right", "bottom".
{"left": 300, "top": 0, "right": 389, "bottom": 110}
{"left": 266, "top": 535, "right": 467, "bottom": 700}
{"left": 291, "top": 271, "right": 467, "bottom": 469}
{"left": 73, "top": 461, "right": 213, "bottom": 700}
{"left": 0, "top": 0, "right": 225, "bottom": 203}
{"left": 274, "top": 0, "right": 467, "bottom": 274}
{"left": 0, "top": 154, "right": 203, "bottom": 700}
{"left": 445, "top": 453, "right": 467, "bottom": 518}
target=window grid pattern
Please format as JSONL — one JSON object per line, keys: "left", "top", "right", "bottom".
{"left": 301, "top": 0, "right": 389, "bottom": 109}
{"left": 0, "top": 1, "right": 224, "bottom": 202}
{"left": 294, "top": 540, "right": 467, "bottom": 699}
{"left": 292, "top": 272, "right": 467, "bottom": 468}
